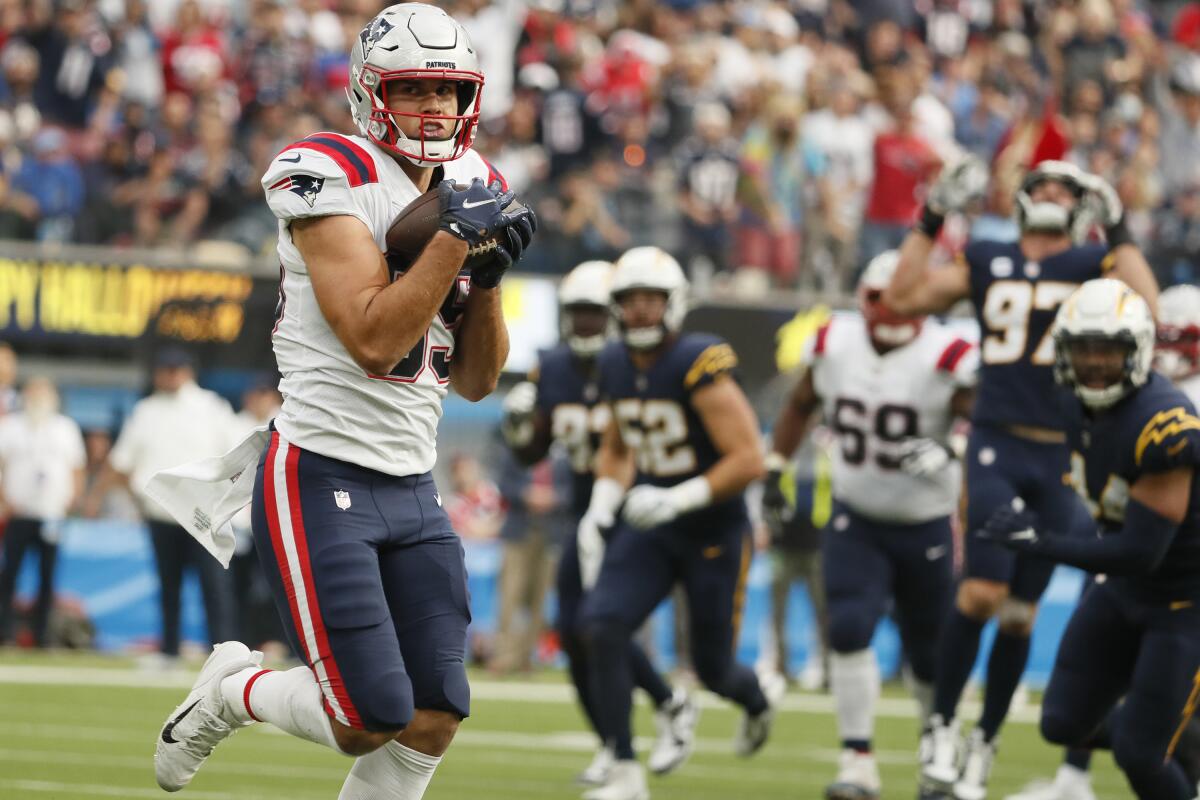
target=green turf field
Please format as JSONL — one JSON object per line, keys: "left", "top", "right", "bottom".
{"left": 0, "top": 650, "right": 1131, "bottom": 799}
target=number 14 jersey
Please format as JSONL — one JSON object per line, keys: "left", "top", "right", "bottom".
{"left": 963, "top": 240, "right": 1112, "bottom": 432}
{"left": 809, "top": 313, "right": 978, "bottom": 524}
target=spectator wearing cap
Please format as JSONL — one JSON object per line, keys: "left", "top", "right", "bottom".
{"left": 85, "top": 347, "right": 240, "bottom": 662}
{"left": 0, "top": 377, "right": 85, "bottom": 647}
{"left": 10, "top": 127, "right": 84, "bottom": 241}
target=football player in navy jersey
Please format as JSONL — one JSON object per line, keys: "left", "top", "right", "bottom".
{"left": 575, "top": 246, "right": 784, "bottom": 800}
{"left": 884, "top": 159, "right": 1160, "bottom": 800}
{"left": 500, "top": 260, "right": 696, "bottom": 788}
{"left": 979, "top": 279, "right": 1200, "bottom": 800}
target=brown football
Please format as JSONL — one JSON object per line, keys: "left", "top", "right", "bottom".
{"left": 385, "top": 184, "right": 525, "bottom": 271}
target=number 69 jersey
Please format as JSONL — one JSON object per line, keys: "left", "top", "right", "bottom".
{"left": 964, "top": 240, "right": 1112, "bottom": 431}
{"left": 261, "top": 131, "right": 501, "bottom": 477}
{"left": 810, "top": 313, "right": 978, "bottom": 524}
{"left": 597, "top": 333, "right": 748, "bottom": 521}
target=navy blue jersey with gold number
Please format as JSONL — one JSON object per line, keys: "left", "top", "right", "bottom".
{"left": 532, "top": 343, "right": 609, "bottom": 516}
{"left": 1064, "top": 373, "right": 1200, "bottom": 598}
{"left": 965, "top": 240, "right": 1113, "bottom": 430}
{"left": 597, "top": 333, "right": 747, "bottom": 521}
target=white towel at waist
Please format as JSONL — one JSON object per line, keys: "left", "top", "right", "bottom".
{"left": 144, "top": 425, "right": 271, "bottom": 567}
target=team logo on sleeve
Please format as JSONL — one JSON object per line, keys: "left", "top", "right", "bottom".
{"left": 268, "top": 174, "right": 326, "bottom": 208}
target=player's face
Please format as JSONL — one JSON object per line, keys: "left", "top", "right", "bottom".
{"left": 1028, "top": 179, "right": 1077, "bottom": 211}
{"left": 618, "top": 289, "right": 668, "bottom": 330}
{"left": 567, "top": 305, "right": 609, "bottom": 340}
{"left": 1066, "top": 338, "right": 1130, "bottom": 390}
{"left": 383, "top": 78, "right": 460, "bottom": 141}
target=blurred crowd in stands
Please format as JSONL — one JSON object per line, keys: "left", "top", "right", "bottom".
{"left": 1, "top": 0, "right": 1200, "bottom": 293}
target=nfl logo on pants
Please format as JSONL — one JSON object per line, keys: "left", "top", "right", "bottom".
{"left": 333, "top": 490, "right": 351, "bottom": 510}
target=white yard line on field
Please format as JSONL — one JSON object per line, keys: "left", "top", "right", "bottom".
{"left": 0, "top": 778, "right": 294, "bottom": 800}
{"left": 0, "top": 664, "right": 1043, "bottom": 724}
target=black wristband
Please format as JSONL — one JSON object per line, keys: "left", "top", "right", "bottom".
{"left": 1105, "top": 214, "right": 1135, "bottom": 250}
{"left": 915, "top": 205, "right": 945, "bottom": 239}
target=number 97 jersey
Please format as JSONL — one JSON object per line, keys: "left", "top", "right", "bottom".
{"left": 964, "top": 240, "right": 1112, "bottom": 431}
{"left": 598, "top": 333, "right": 748, "bottom": 521}
{"left": 810, "top": 313, "right": 978, "bottom": 524}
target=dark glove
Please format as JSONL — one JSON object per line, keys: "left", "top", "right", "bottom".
{"left": 761, "top": 468, "right": 791, "bottom": 541}
{"left": 471, "top": 183, "right": 537, "bottom": 289}
{"left": 437, "top": 177, "right": 514, "bottom": 248}
{"left": 975, "top": 502, "right": 1040, "bottom": 552}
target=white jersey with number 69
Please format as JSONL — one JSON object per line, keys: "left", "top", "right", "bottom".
{"left": 262, "top": 131, "right": 501, "bottom": 477}
{"left": 807, "top": 313, "right": 978, "bottom": 524}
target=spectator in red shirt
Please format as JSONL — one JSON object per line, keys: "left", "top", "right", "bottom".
{"left": 159, "top": 0, "right": 226, "bottom": 97}
{"left": 445, "top": 453, "right": 504, "bottom": 542}
{"left": 859, "top": 93, "right": 941, "bottom": 266}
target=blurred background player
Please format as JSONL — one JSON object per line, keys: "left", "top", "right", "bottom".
{"left": 885, "top": 158, "right": 1160, "bottom": 800}
{"left": 149, "top": 5, "right": 535, "bottom": 800}
{"left": 765, "top": 251, "right": 977, "bottom": 800}
{"left": 0, "top": 377, "right": 85, "bottom": 648}
{"left": 980, "top": 280, "right": 1200, "bottom": 800}
{"left": 501, "top": 259, "right": 696, "bottom": 787}
{"left": 576, "top": 246, "right": 783, "bottom": 800}
{"left": 1156, "top": 284, "right": 1200, "bottom": 404}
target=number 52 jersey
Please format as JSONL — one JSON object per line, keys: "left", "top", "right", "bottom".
{"left": 809, "top": 313, "right": 978, "bottom": 524}
{"left": 261, "top": 131, "right": 499, "bottom": 477}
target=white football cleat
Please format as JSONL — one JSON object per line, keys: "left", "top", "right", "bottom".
{"left": 921, "top": 715, "right": 961, "bottom": 792}
{"left": 647, "top": 688, "right": 699, "bottom": 775}
{"left": 954, "top": 729, "right": 996, "bottom": 800}
{"left": 735, "top": 670, "right": 787, "bottom": 757}
{"left": 577, "top": 745, "right": 614, "bottom": 787}
{"left": 1004, "top": 765, "right": 1096, "bottom": 800}
{"left": 581, "top": 760, "right": 649, "bottom": 800}
{"left": 155, "top": 641, "right": 263, "bottom": 792}
{"left": 825, "top": 749, "right": 881, "bottom": 799}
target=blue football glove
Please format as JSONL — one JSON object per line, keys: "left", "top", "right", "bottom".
{"left": 470, "top": 182, "right": 537, "bottom": 288}
{"left": 437, "top": 177, "right": 515, "bottom": 249}
{"left": 975, "top": 501, "right": 1041, "bottom": 551}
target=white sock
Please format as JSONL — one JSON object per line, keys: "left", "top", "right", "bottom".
{"left": 911, "top": 678, "right": 934, "bottom": 725}
{"left": 831, "top": 649, "right": 880, "bottom": 744}
{"left": 338, "top": 740, "right": 441, "bottom": 800}
{"left": 221, "top": 666, "right": 344, "bottom": 753}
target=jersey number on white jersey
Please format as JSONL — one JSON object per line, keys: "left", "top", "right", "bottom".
{"left": 832, "top": 398, "right": 918, "bottom": 470}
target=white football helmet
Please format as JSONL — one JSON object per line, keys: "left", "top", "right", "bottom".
{"left": 857, "top": 250, "right": 925, "bottom": 348}
{"left": 348, "top": 4, "right": 482, "bottom": 166}
{"left": 1155, "top": 284, "right": 1200, "bottom": 379}
{"left": 1053, "top": 279, "right": 1155, "bottom": 410}
{"left": 1015, "top": 160, "right": 1088, "bottom": 241}
{"left": 559, "top": 260, "right": 614, "bottom": 358}
{"left": 610, "top": 246, "right": 688, "bottom": 350}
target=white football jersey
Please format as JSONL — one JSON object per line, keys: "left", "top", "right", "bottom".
{"left": 262, "top": 132, "right": 501, "bottom": 477}
{"left": 808, "top": 313, "right": 978, "bottom": 524}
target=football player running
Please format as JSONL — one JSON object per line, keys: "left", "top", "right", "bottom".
{"left": 979, "top": 279, "right": 1200, "bottom": 800}
{"left": 153, "top": 6, "right": 534, "bottom": 800}
{"left": 576, "top": 246, "right": 784, "bottom": 800}
{"left": 765, "top": 251, "right": 977, "bottom": 800}
{"left": 1156, "top": 284, "right": 1200, "bottom": 405}
{"left": 501, "top": 260, "right": 698, "bottom": 786}
{"left": 884, "top": 159, "right": 1159, "bottom": 800}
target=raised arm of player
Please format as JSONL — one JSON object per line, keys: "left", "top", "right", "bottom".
{"left": 1106, "top": 245, "right": 1161, "bottom": 319}
{"left": 882, "top": 231, "right": 971, "bottom": 316}
{"left": 297, "top": 215, "right": 467, "bottom": 376}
